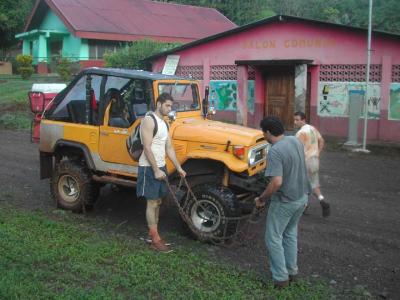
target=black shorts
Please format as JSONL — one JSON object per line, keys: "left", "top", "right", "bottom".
{"left": 136, "top": 166, "right": 168, "bottom": 200}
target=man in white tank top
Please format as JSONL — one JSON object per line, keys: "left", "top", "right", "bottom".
{"left": 136, "top": 93, "right": 186, "bottom": 252}
{"left": 294, "top": 111, "right": 330, "bottom": 217}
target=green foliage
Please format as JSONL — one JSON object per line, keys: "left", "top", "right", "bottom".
{"left": 168, "top": 0, "right": 400, "bottom": 33}
{"left": 16, "top": 54, "right": 34, "bottom": 80}
{"left": 104, "top": 39, "right": 182, "bottom": 70}
{"left": 0, "top": 0, "right": 36, "bottom": 55}
{"left": 266, "top": 0, "right": 400, "bottom": 33}
{"left": 0, "top": 111, "right": 30, "bottom": 129}
{"left": 56, "top": 57, "right": 72, "bottom": 82}
{"left": 0, "top": 207, "right": 331, "bottom": 299}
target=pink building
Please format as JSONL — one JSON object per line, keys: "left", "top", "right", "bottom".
{"left": 147, "top": 15, "right": 400, "bottom": 142}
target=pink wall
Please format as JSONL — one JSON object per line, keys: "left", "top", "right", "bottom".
{"left": 152, "top": 19, "right": 400, "bottom": 141}
{"left": 154, "top": 22, "right": 400, "bottom": 68}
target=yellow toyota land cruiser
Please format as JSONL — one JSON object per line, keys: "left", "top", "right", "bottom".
{"left": 39, "top": 68, "right": 268, "bottom": 240}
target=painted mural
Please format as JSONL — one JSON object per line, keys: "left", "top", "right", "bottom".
{"left": 248, "top": 80, "right": 255, "bottom": 113}
{"left": 389, "top": 83, "right": 400, "bottom": 120}
{"left": 318, "top": 82, "right": 381, "bottom": 119}
{"left": 209, "top": 80, "right": 255, "bottom": 113}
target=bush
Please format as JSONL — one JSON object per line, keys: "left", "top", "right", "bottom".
{"left": 56, "top": 57, "right": 72, "bottom": 82}
{"left": 49, "top": 55, "right": 60, "bottom": 73}
{"left": 70, "top": 61, "right": 81, "bottom": 76}
{"left": 104, "top": 39, "right": 181, "bottom": 70}
{"left": 16, "top": 54, "right": 34, "bottom": 80}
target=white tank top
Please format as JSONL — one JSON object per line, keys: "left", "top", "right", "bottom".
{"left": 138, "top": 112, "right": 169, "bottom": 168}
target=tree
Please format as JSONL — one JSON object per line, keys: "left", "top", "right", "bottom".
{"left": 0, "top": 0, "right": 35, "bottom": 58}
{"left": 103, "top": 39, "right": 182, "bottom": 70}
{"left": 267, "top": 0, "right": 400, "bottom": 33}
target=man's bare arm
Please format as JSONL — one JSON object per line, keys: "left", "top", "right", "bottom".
{"left": 318, "top": 134, "right": 325, "bottom": 154}
{"left": 166, "top": 136, "right": 186, "bottom": 177}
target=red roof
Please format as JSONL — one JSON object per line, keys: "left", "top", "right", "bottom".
{"left": 25, "top": 0, "right": 236, "bottom": 42}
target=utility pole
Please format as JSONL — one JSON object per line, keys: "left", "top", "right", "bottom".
{"left": 356, "top": 0, "right": 373, "bottom": 153}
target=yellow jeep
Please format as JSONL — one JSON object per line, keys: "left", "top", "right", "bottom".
{"left": 39, "top": 68, "right": 268, "bottom": 240}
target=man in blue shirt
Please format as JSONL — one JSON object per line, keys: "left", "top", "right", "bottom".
{"left": 255, "top": 116, "right": 311, "bottom": 289}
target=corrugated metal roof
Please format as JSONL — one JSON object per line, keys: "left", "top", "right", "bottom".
{"left": 25, "top": 0, "right": 236, "bottom": 41}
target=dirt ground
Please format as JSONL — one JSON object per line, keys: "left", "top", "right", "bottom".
{"left": 1, "top": 129, "right": 399, "bottom": 299}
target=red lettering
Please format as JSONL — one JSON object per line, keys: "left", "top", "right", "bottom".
{"left": 269, "top": 40, "right": 276, "bottom": 48}
{"left": 284, "top": 40, "right": 290, "bottom": 48}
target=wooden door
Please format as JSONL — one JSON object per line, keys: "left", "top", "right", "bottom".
{"left": 265, "top": 66, "right": 294, "bottom": 130}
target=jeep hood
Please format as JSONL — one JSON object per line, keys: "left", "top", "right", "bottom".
{"left": 172, "top": 118, "right": 264, "bottom": 146}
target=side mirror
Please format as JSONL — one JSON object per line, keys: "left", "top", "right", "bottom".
{"left": 168, "top": 110, "right": 177, "bottom": 122}
{"left": 202, "top": 86, "right": 209, "bottom": 118}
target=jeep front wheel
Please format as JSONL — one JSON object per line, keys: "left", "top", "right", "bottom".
{"left": 182, "top": 184, "right": 240, "bottom": 242}
{"left": 51, "top": 160, "right": 99, "bottom": 211}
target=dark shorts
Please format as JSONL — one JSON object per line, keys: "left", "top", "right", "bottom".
{"left": 136, "top": 166, "right": 168, "bottom": 200}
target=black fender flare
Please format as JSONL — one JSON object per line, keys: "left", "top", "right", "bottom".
{"left": 53, "top": 140, "right": 96, "bottom": 171}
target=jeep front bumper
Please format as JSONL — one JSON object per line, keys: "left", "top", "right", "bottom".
{"left": 229, "top": 171, "right": 269, "bottom": 194}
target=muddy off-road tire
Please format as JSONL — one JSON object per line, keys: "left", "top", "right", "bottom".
{"left": 181, "top": 184, "right": 240, "bottom": 242}
{"left": 51, "top": 160, "right": 100, "bottom": 212}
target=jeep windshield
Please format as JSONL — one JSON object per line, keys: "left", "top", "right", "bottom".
{"left": 158, "top": 83, "right": 200, "bottom": 112}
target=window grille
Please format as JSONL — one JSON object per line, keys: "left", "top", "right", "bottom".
{"left": 391, "top": 65, "right": 400, "bottom": 82}
{"left": 319, "top": 64, "right": 382, "bottom": 82}
{"left": 210, "top": 65, "right": 238, "bottom": 80}
{"left": 248, "top": 66, "right": 255, "bottom": 80}
{"left": 175, "top": 65, "right": 203, "bottom": 80}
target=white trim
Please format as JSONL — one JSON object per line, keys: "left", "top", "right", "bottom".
{"left": 141, "top": 167, "right": 147, "bottom": 196}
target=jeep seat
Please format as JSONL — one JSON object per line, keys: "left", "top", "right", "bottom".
{"left": 98, "top": 88, "right": 122, "bottom": 125}
{"left": 130, "top": 88, "right": 148, "bottom": 119}
{"left": 67, "top": 100, "right": 87, "bottom": 124}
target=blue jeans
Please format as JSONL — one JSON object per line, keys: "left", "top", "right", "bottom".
{"left": 265, "top": 195, "right": 308, "bottom": 281}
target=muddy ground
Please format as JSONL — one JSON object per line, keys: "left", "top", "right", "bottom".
{"left": 1, "top": 129, "right": 399, "bottom": 299}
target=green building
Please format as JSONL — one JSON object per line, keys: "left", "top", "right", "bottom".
{"left": 15, "top": 0, "right": 236, "bottom": 73}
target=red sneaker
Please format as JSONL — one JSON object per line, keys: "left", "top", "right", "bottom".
{"left": 151, "top": 240, "right": 173, "bottom": 253}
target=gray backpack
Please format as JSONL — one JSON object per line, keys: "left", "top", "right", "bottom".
{"left": 126, "top": 113, "right": 168, "bottom": 161}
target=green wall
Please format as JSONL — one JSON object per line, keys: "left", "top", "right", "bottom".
{"left": 18, "top": 9, "right": 91, "bottom": 64}
{"left": 26, "top": 10, "right": 89, "bottom": 63}
{"left": 39, "top": 11, "right": 68, "bottom": 32}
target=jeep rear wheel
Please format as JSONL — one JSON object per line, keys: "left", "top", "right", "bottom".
{"left": 181, "top": 184, "right": 240, "bottom": 242}
{"left": 51, "top": 160, "right": 99, "bottom": 211}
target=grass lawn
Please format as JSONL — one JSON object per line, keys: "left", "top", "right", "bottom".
{"left": 0, "top": 74, "right": 63, "bottom": 130}
{"left": 0, "top": 207, "right": 331, "bottom": 299}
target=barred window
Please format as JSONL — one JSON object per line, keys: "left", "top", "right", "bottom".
{"left": 248, "top": 65, "right": 255, "bottom": 80}
{"left": 211, "top": 65, "right": 237, "bottom": 80}
{"left": 319, "top": 64, "right": 382, "bottom": 82}
{"left": 89, "top": 40, "right": 122, "bottom": 59}
{"left": 392, "top": 65, "right": 400, "bottom": 82}
{"left": 175, "top": 65, "right": 203, "bottom": 80}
